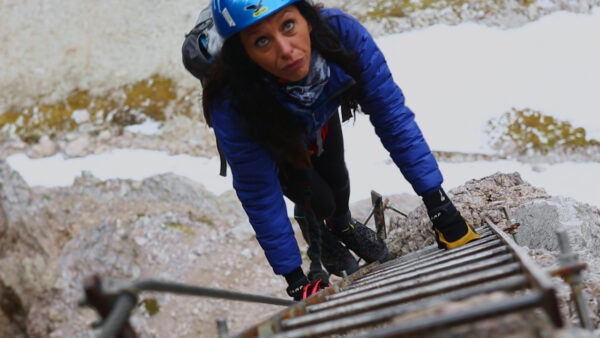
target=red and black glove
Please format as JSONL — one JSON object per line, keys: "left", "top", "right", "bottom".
{"left": 284, "top": 267, "right": 329, "bottom": 301}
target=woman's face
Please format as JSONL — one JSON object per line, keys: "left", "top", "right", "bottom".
{"left": 240, "top": 5, "right": 311, "bottom": 82}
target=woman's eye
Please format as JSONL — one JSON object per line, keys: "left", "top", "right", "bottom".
{"left": 283, "top": 20, "right": 295, "bottom": 32}
{"left": 255, "top": 37, "right": 269, "bottom": 48}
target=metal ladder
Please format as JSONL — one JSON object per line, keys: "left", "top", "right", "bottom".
{"left": 234, "top": 219, "right": 564, "bottom": 337}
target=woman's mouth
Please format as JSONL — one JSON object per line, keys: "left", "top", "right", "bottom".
{"left": 283, "top": 58, "right": 303, "bottom": 71}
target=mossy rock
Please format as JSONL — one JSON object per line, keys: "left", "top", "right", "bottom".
{"left": 141, "top": 298, "right": 160, "bottom": 316}
{"left": 486, "top": 108, "right": 600, "bottom": 154}
{"left": 0, "top": 74, "right": 192, "bottom": 141}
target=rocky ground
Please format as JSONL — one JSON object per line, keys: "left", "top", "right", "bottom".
{"left": 322, "top": 0, "right": 600, "bottom": 36}
{"left": 387, "top": 173, "right": 600, "bottom": 332}
{"left": 0, "top": 160, "right": 287, "bottom": 338}
{"left": 1, "top": 159, "right": 599, "bottom": 337}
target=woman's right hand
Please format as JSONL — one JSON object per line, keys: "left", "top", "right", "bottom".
{"left": 285, "top": 267, "right": 329, "bottom": 301}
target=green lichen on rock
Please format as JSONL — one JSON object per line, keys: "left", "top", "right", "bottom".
{"left": 122, "top": 75, "right": 176, "bottom": 122}
{"left": 0, "top": 74, "right": 191, "bottom": 142}
{"left": 361, "top": 0, "right": 536, "bottom": 20}
{"left": 195, "top": 215, "right": 214, "bottom": 227}
{"left": 165, "top": 222, "right": 195, "bottom": 236}
{"left": 141, "top": 298, "right": 160, "bottom": 316}
{"left": 486, "top": 108, "right": 600, "bottom": 154}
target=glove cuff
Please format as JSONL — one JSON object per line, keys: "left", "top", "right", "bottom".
{"left": 423, "top": 188, "right": 480, "bottom": 249}
{"left": 422, "top": 188, "right": 449, "bottom": 211}
{"left": 284, "top": 266, "right": 305, "bottom": 285}
{"left": 423, "top": 188, "right": 466, "bottom": 242}
{"left": 284, "top": 267, "right": 308, "bottom": 299}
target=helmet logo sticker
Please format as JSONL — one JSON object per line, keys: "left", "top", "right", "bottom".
{"left": 245, "top": 0, "right": 269, "bottom": 17}
{"left": 222, "top": 7, "right": 236, "bottom": 27}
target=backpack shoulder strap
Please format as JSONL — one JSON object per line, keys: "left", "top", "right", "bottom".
{"left": 205, "top": 110, "right": 228, "bottom": 177}
{"left": 341, "top": 102, "right": 353, "bottom": 122}
{"left": 216, "top": 138, "right": 227, "bottom": 177}
{"left": 320, "top": 10, "right": 356, "bottom": 123}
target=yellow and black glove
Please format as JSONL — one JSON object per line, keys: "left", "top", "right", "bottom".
{"left": 423, "top": 188, "right": 480, "bottom": 249}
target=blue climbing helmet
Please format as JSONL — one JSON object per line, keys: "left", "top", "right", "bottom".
{"left": 212, "top": 0, "right": 303, "bottom": 39}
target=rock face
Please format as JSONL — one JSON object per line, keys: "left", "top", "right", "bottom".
{"left": 386, "top": 172, "right": 550, "bottom": 257}
{"left": 1, "top": 164, "right": 599, "bottom": 337}
{"left": 30, "top": 135, "right": 58, "bottom": 158}
{"left": 0, "top": 160, "right": 34, "bottom": 337}
{"left": 512, "top": 197, "right": 600, "bottom": 328}
{"left": 513, "top": 197, "right": 600, "bottom": 254}
{"left": 387, "top": 171, "right": 600, "bottom": 332}
{"left": 0, "top": 158, "right": 284, "bottom": 337}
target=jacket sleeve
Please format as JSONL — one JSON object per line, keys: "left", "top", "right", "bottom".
{"left": 210, "top": 99, "right": 302, "bottom": 275}
{"left": 326, "top": 10, "right": 443, "bottom": 196}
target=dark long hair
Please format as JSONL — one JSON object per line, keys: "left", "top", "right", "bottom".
{"left": 202, "top": 1, "right": 362, "bottom": 168}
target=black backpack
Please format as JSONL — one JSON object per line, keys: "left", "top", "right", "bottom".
{"left": 182, "top": 5, "right": 222, "bottom": 85}
{"left": 182, "top": 6, "right": 229, "bottom": 176}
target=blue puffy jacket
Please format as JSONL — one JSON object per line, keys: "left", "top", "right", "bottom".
{"left": 210, "top": 8, "right": 443, "bottom": 275}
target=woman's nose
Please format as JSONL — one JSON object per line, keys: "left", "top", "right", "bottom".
{"left": 274, "top": 36, "right": 294, "bottom": 58}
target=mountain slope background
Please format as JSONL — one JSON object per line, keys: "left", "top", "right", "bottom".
{"left": 1, "top": 0, "right": 600, "bottom": 336}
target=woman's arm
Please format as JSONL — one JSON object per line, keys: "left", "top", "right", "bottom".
{"left": 210, "top": 99, "right": 302, "bottom": 275}
{"left": 325, "top": 9, "right": 443, "bottom": 196}
{"left": 324, "top": 10, "right": 480, "bottom": 250}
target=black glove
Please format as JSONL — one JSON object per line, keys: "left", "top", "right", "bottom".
{"left": 284, "top": 267, "right": 329, "bottom": 301}
{"left": 423, "top": 188, "right": 480, "bottom": 249}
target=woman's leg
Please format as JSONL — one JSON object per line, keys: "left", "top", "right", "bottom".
{"left": 311, "top": 112, "right": 351, "bottom": 222}
{"left": 278, "top": 123, "right": 358, "bottom": 276}
{"left": 278, "top": 112, "right": 349, "bottom": 221}
{"left": 278, "top": 164, "right": 336, "bottom": 221}
{"left": 311, "top": 113, "right": 390, "bottom": 264}
{"left": 279, "top": 166, "right": 358, "bottom": 277}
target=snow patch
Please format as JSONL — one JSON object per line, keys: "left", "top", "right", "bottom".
{"left": 125, "top": 120, "right": 162, "bottom": 135}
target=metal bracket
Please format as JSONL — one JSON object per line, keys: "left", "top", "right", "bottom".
{"left": 371, "top": 191, "right": 387, "bottom": 240}
{"left": 555, "top": 228, "right": 593, "bottom": 330}
{"left": 362, "top": 191, "right": 409, "bottom": 240}
{"left": 502, "top": 206, "right": 520, "bottom": 239}
{"left": 80, "top": 276, "right": 295, "bottom": 337}
{"left": 217, "top": 318, "right": 229, "bottom": 338}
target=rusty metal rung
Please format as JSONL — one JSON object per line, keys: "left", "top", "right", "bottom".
{"left": 307, "top": 262, "right": 522, "bottom": 313}
{"left": 368, "top": 227, "right": 495, "bottom": 275}
{"left": 378, "top": 227, "right": 494, "bottom": 268}
{"left": 233, "top": 220, "right": 563, "bottom": 337}
{"left": 349, "top": 238, "right": 504, "bottom": 288}
{"left": 368, "top": 230, "right": 497, "bottom": 276}
{"left": 352, "top": 239, "right": 502, "bottom": 287}
{"left": 279, "top": 275, "right": 528, "bottom": 336}
{"left": 357, "top": 292, "right": 545, "bottom": 338}
{"left": 329, "top": 252, "right": 514, "bottom": 301}
{"left": 340, "top": 245, "right": 510, "bottom": 294}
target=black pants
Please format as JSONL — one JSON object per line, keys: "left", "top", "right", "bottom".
{"left": 279, "top": 113, "right": 350, "bottom": 221}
